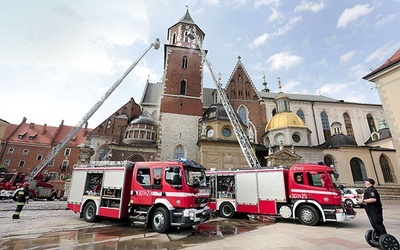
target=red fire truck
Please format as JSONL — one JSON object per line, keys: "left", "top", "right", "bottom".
{"left": 67, "top": 159, "right": 211, "bottom": 233}
{"left": 0, "top": 172, "right": 59, "bottom": 200}
{"left": 206, "top": 163, "right": 356, "bottom": 226}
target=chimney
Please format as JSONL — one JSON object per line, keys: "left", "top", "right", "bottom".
{"left": 42, "top": 123, "right": 47, "bottom": 134}
{"left": 29, "top": 122, "right": 35, "bottom": 129}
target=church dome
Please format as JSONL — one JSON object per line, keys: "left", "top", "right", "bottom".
{"left": 123, "top": 114, "right": 158, "bottom": 145}
{"left": 265, "top": 112, "right": 307, "bottom": 132}
{"left": 321, "top": 134, "right": 358, "bottom": 148}
{"left": 129, "top": 115, "right": 158, "bottom": 126}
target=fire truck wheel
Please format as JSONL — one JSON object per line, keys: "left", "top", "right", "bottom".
{"left": 219, "top": 202, "right": 235, "bottom": 218}
{"left": 151, "top": 207, "right": 170, "bottom": 233}
{"left": 48, "top": 193, "right": 57, "bottom": 201}
{"left": 83, "top": 201, "right": 97, "bottom": 222}
{"left": 298, "top": 205, "right": 320, "bottom": 226}
{"left": 379, "top": 233, "right": 399, "bottom": 249}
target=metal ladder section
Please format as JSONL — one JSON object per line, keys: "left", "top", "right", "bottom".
{"left": 187, "top": 30, "right": 261, "bottom": 168}
{"left": 27, "top": 39, "right": 161, "bottom": 179}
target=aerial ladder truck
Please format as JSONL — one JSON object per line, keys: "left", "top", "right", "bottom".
{"left": 187, "top": 29, "right": 261, "bottom": 169}
{"left": 0, "top": 39, "right": 160, "bottom": 200}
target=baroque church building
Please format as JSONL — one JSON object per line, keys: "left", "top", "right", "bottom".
{"left": 88, "top": 10, "right": 399, "bottom": 189}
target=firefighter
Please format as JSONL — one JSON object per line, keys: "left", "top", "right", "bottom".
{"left": 362, "top": 178, "right": 387, "bottom": 241}
{"left": 12, "top": 182, "right": 30, "bottom": 219}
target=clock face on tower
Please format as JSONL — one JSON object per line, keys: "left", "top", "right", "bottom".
{"left": 207, "top": 129, "right": 215, "bottom": 138}
{"left": 222, "top": 128, "right": 231, "bottom": 137}
{"left": 276, "top": 134, "right": 285, "bottom": 144}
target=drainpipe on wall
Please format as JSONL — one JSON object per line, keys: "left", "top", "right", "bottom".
{"left": 369, "top": 147, "right": 380, "bottom": 185}
{"left": 311, "top": 102, "right": 320, "bottom": 144}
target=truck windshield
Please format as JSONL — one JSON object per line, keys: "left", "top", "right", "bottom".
{"left": 185, "top": 168, "right": 207, "bottom": 188}
{"left": 0, "top": 174, "right": 14, "bottom": 182}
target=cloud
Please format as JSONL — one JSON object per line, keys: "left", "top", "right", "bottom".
{"left": 204, "top": 0, "right": 220, "bottom": 5}
{"left": 249, "top": 16, "right": 301, "bottom": 48}
{"left": 365, "top": 43, "right": 400, "bottom": 63}
{"left": 266, "top": 52, "right": 303, "bottom": 70}
{"left": 282, "top": 80, "right": 300, "bottom": 92}
{"left": 253, "top": 0, "right": 280, "bottom": 9}
{"left": 337, "top": 4, "right": 374, "bottom": 28}
{"left": 275, "top": 16, "right": 302, "bottom": 35}
{"left": 249, "top": 33, "right": 271, "bottom": 48}
{"left": 316, "top": 82, "right": 355, "bottom": 96}
{"left": 225, "top": 0, "right": 248, "bottom": 9}
{"left": 340, "top": 50, "right": 357, "bottom": 63}
{"left": 268, "top": 7, "right": 281, "bottom": 22}
{"left": 350, "top": 63, "right": 368, "bottom": 79}
{"left": 375, "top": 13, "right": 399, "bottom": 28}
{"left": 294, "top": 0, "right": 326, "bottom": 13}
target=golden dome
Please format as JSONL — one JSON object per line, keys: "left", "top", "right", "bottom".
{"left": 265, "top": 112, "right": 307, "bottom": 132}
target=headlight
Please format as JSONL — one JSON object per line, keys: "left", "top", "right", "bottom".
{"left": 189, "top": 211, "right": 195, "bottom": 220}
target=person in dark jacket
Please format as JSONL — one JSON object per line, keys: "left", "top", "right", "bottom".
{"left": 12, "top": 182, "right": 30, "bottom": 219}
{"left": 362, "top": 178, "right": 387, "bottom": 240}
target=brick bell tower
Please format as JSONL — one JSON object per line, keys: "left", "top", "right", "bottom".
{"left": 158, "top": 8, "right": 206, "bottom": 161}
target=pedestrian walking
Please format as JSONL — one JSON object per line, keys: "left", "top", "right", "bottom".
{"left": 362, "top": 178, "right": 387, "bottom": 241}
{"left": 12, "top": 182, "right": 30, "bottom": 219}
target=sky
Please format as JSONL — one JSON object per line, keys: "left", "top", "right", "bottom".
{"left": 1, "top": 0, "right": 400, "bottom": 128}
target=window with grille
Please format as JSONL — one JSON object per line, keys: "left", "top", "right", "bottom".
{"left": 343, "top": 113, "right": 355, "bottom": 138}
{"left": 320, "top": 111, "right": 331, "bottom": 140}
{"left": 380, "top": 154, "right": 394, "bottom": 183}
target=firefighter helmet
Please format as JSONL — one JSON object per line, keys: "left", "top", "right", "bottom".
{"left": 22, "top": 182, "right": 30, "bottom": 187}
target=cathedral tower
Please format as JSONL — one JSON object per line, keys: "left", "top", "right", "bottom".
{"left": 158, "top": 9, "right": 206, "bottom": 160}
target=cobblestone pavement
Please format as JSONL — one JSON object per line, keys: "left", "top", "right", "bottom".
{"left": 0, "top": 199, "right": 399, "bottom": 249}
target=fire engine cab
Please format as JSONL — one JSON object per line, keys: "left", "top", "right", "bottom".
{"left": 67, "top": 159, "right": 211, "bottom": 233}
{"left": 206, "top": 163, "right": 356, "bottom": 226}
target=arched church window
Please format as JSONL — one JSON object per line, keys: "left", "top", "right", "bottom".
{"left": 172, "top": 33, "right": 176, "bottom": 44}
{"left": 173, "top": 145, "right": 185, "bottom": 159}
{"left": 180, "top": 80, "right": 186, "bottom": 95}
{"left": 380, "top": 154, "right": 394, "bottom": 183}
{"left": 320, "top": 111, "right": 331, "bottom": 140}
{"left": 350, "top": 158, "right": 366, "bottom": 183}
{"left": 182, "top": 56, "right": 188, "bottom": 69}
{"left": 367, "top": 114, "right": 376, "bottom": 133}
{"left": 296, "top": 110, "right": 305, "bottom": 123}
{"left": 272, "top": 108, "right": 276, "bottom": 116}
{"left": 238, "top": 106, "right": 248, "bottom": 125}
{"left": 343, "top": 112, "right": 354, "bottom": 138}
{"left": 323, "top": 155, "right": 334, "bottom": 167}
{"left": 184, "top": 32, "right": 189, "bottom": 43}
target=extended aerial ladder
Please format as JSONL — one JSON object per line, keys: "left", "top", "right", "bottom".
{"left": 27, "top": 39, "right": 161, "bottom": 179}
{"left": 187, "top": 30, "right": 261, "bottom": 168}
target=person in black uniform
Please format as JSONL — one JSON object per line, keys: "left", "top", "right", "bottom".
{"left": 12, "top": 182, "right": 30, "bottom": 219}
{"left": 362, "top": 178, "right": 387, "bottom": 240}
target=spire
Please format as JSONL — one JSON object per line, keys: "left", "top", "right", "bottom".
{"left": 178, "top": 7, "right": 195, "bottom": 25}
{"left": 262, "top": 72, "right": 270, "bottom": 92}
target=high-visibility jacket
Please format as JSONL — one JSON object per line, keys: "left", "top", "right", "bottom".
{"left": 15, "top": 187, "right": 29, "bottom": 205}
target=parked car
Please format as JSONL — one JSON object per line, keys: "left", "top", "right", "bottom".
{"left": 342, "top": 188, "right": 364, "bottom": 207}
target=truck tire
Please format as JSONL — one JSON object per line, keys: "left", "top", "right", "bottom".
{"left": 151, "top": 207, "right": 170, "bottom": 233}
{"left": 48, "top": 192, "right": 57, "bottom": 201}
{"left": 298, "top": 205, "right": 320, "bottom": 226}
{"left": 219, "top": 202, "right": 235, "bottom": 218}
{"left": 83, "top": 201, "right": 97, "bottom": 222}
